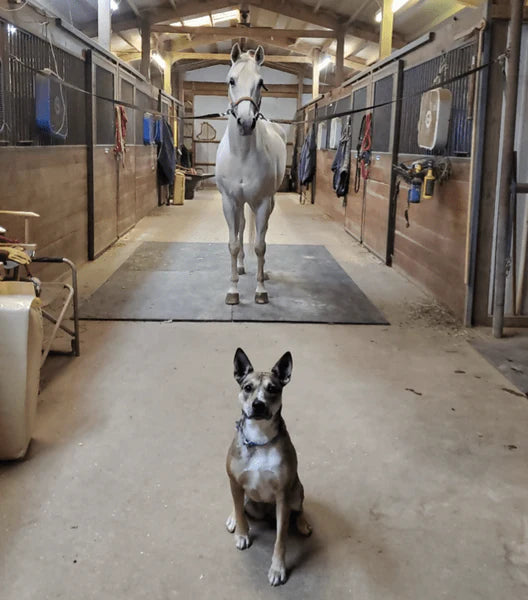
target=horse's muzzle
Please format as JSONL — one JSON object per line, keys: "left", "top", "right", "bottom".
{"left": 237, "top": 117, "right": 257, "bottom": 136}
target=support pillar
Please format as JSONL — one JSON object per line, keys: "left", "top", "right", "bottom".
{"left": 97, "top": 0, "right": 111, "bottom": 50}
{"left": 379, "top": 0, "right": 393, "bottom": 59}
{"left": 163, "top": 57, "right": 172, "bottom": 96}
{"left": 492, "top": 0, "right": 523, "bottom": 337}
{"left": 297, "top": 72, "right": 304, "bottom": 109}
{"left": 140, "top": 21, "right": 151, "bottom": 81}
{"left": 312, "top": 47, "right": 320, "bottom": 99}
{"left": 335, "top": 28, "right": 345, "bottom": 86}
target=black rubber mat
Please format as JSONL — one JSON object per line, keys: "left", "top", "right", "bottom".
{"left": 471, "top": 334, "right": 528, "bottom": 396}
{"left": 80, "top": 242, "right": 388, "bottom": 324}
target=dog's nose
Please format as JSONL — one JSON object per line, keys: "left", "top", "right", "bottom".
{"left": 252, "top": 400, "right": 266, "bottom": 412}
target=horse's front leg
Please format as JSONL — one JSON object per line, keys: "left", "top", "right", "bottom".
{"left": 222, "top": 196, "right": 242, "bottom": 305}
{"left": 254, "top": 197, "right": 273, "bottom": 304}
{"left": 237, "top": 207, "right": 246, "bottom": 275}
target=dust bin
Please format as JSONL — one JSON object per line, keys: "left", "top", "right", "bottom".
{"left": 0, "top": 282, "right": 43, "bottom": 459}
{"left": 184, "top": 176, "right": 195, "bottom": 200}
{"left": 174, "top": 171, "right": 185, "bottom": 205}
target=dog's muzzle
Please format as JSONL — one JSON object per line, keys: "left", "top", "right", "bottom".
{"left": 250, "top": 400, "right": 269, "bottom": 420}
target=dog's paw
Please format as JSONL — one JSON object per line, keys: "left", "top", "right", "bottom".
{"left": 235, "top": 534, "right": 251, "bottom": 550}
{"left": 268, "top": 562, "right": 287, "bottom": 586}
{"left": 296, "top": 514, "right": 313, "bottom": 537}
{"left": 226, "top": 513, "right": 236, "bottom": 533}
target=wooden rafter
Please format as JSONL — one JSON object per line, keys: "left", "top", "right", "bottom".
{"left": 150, "top": 25, "right": 337, "bottom": 37}
{"left": 172, "top": 52, "right": 312, "bottom": 63}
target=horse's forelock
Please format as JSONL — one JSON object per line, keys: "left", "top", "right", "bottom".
{"left": 228, "top": 53, "right": 260, "bottom": 81}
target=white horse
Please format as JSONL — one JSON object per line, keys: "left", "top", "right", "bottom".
{"left": 216, "top": 44, "right": 287, "bottom": 305}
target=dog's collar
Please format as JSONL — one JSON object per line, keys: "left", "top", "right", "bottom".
{"left": 235, "top": 418, "right": 281, "bottom": 448}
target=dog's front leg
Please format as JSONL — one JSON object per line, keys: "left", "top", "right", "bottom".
{"left": 229, "top": 477, "right": 251, "bottom": 550}
{"left": 268, "top": 494, "right": 290, "bottom": 586}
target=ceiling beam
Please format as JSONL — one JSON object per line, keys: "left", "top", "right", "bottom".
{"left": 82, "top": 0, "right": 405, "bottom": 50}
{"left": 150, "top": 25, "right": 337, "bottom": 38}
{"left": 172, "top": 52, "right": 312, "bottom": 63}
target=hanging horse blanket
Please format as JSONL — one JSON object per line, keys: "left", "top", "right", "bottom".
{"left": 299, "top": 124, "right": 317, "bottom": 185}
{"left": 331, "top": 116, "right": 352, "bottom": 199}
{"left": 157, "top": 119, "right": 176, "bottom": 186}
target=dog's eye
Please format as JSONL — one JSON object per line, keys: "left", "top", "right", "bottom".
{"left": 243, "top": 384, "right": 253, "bottom": 393}
{"left": 267, "top": 384, "right": 279, "bottom": 394}
{"left": 229, "top": 78, "right": 235, "bottom": 86}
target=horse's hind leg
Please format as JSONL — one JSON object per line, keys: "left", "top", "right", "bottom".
{"left": 254, "top": 197, "right": 273, "bottom": 304}
{"left": 222, "top": 196, "right": 242, "bottom": 305}
{"left": 237, "top": 207, "right": 246, "bottom": 275}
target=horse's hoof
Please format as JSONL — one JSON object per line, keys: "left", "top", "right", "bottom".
{"left": 237, "top": 266, "right": 246, "bottom": 275}
{"left": 226, "top": 292, "right": 240, "bottom": 305}
{"left": 255, "top": 292, "right": 269, "bottom": 304}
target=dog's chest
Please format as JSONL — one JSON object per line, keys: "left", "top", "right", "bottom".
{"left": 238, "top": 447, "right": 284, "bottom": 503}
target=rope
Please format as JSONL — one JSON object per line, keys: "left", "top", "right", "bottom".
{"left": 8, "top": 52, "right": 502, "bottom": 127}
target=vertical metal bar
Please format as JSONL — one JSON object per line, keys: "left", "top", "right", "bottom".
{"left": 86, "top": 50, "right": 95, "bottom": 260}
{"left": 386, "top": 60, "right": 403, "bottom": 266}
{"left": 492, "top": 0, "right": 523, "bottom": 337}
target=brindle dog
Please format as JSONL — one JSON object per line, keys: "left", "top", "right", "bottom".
{"left": 225, "top": 348, "right": 311, "bottom": 586}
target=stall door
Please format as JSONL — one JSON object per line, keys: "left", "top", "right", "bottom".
{"left": 362, "top": 65, "right": 400, "bottom": 262}
{"left": 344, "top": 85, "right": 368, "bottom": 240}
{"left": 117, "top": 71, "right": 136, "bottom": 235}
{"left": 87, "top": 52, "right": 118, "bottom": 258}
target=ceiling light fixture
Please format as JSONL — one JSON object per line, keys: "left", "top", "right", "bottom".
{"left": 374, "top": 0, "right": 412, "bottom": 23}
{"left": 110, "top": 0, "right": 119, "bottom": 12}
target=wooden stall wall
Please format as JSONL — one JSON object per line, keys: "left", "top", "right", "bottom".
{"left": 117, "top": 146, "right": 137, "bottom": 236}
{"left": 315, "top": 150, "right": 345, "bottom": 223}
{"left": 92, "top": 147, "right": 118, "bottom": 257}
{"left": 0, "top": 147, "right": 87, "bottom": 279}
{"left": 393, "top": 157, "right": 470, "bottom": 317}
{"left": 362, "top": 154, "right": 393, "bottom": 260}
{"left": 135, "top": 145, "right": 158, "bottom": 220}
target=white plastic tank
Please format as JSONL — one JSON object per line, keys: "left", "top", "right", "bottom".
{"left": 0, "top": 282, "right": 43, "bottom": 459}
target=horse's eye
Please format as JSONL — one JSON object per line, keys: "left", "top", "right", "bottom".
{"left": 229, "top": 78, "right": 235, "bottom": 86}
{"left": 244, "top": 384, "right": 253, "bottom": 393}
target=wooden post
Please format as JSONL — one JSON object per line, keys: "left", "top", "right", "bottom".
{"left": 297, "top": 72, "right": 304, "bottom": 109}
{"left": 97, "top": 0, "right": 111, "bottom": 50}
{"left": 312, "top": 47, "right": 320, "bottom": 99}
{"left": 140, "top": 21, "right": 151, "bottom": 80}
{"left": 163, "top": 57, "right": 172, "bottom": 96}
{"left": 492, "top": 0, "right": 524, "bottom": 337}
{"left": 335, "top": 28, "right": 345, "bottom": 86}
{"left": 177, "top": 70, "right": 184, "bottom": 107}
{"left": 379, "top": 0, "right": 393, "bottom": 59}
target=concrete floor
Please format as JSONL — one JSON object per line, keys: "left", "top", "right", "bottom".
{"left": 1, "top": 191, "right": 528, "bottom": 599}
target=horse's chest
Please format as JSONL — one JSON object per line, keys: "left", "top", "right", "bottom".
{"left": 237, "top": 447, "right": 284, "bottom": 503}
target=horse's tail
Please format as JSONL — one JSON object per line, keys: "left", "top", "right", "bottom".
{"left": 246, "top": 204, "right": 256, "bottom": 249}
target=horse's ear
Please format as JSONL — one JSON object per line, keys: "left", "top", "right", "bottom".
{"left": 255, "top": 45, "right": 265, "bottom": 66}
{"left": 231, "top": 43, "right": 241, "bottom": 64}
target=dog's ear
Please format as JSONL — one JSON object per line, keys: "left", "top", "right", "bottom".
{"left": 271, "top": 351, "right": 293, "bottom": 386}
{"left": 255, "top": 45, "right": 265, "bottom": 66}
{"left": 231, "top": 43, "right": 241, "bottom": 64}
{"left": 234, "top": 348, "right": 253, "bottom": 384}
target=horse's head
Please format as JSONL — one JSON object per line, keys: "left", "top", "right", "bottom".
{"left": 227, "top": 43, "right": 266, "bottom": 136}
